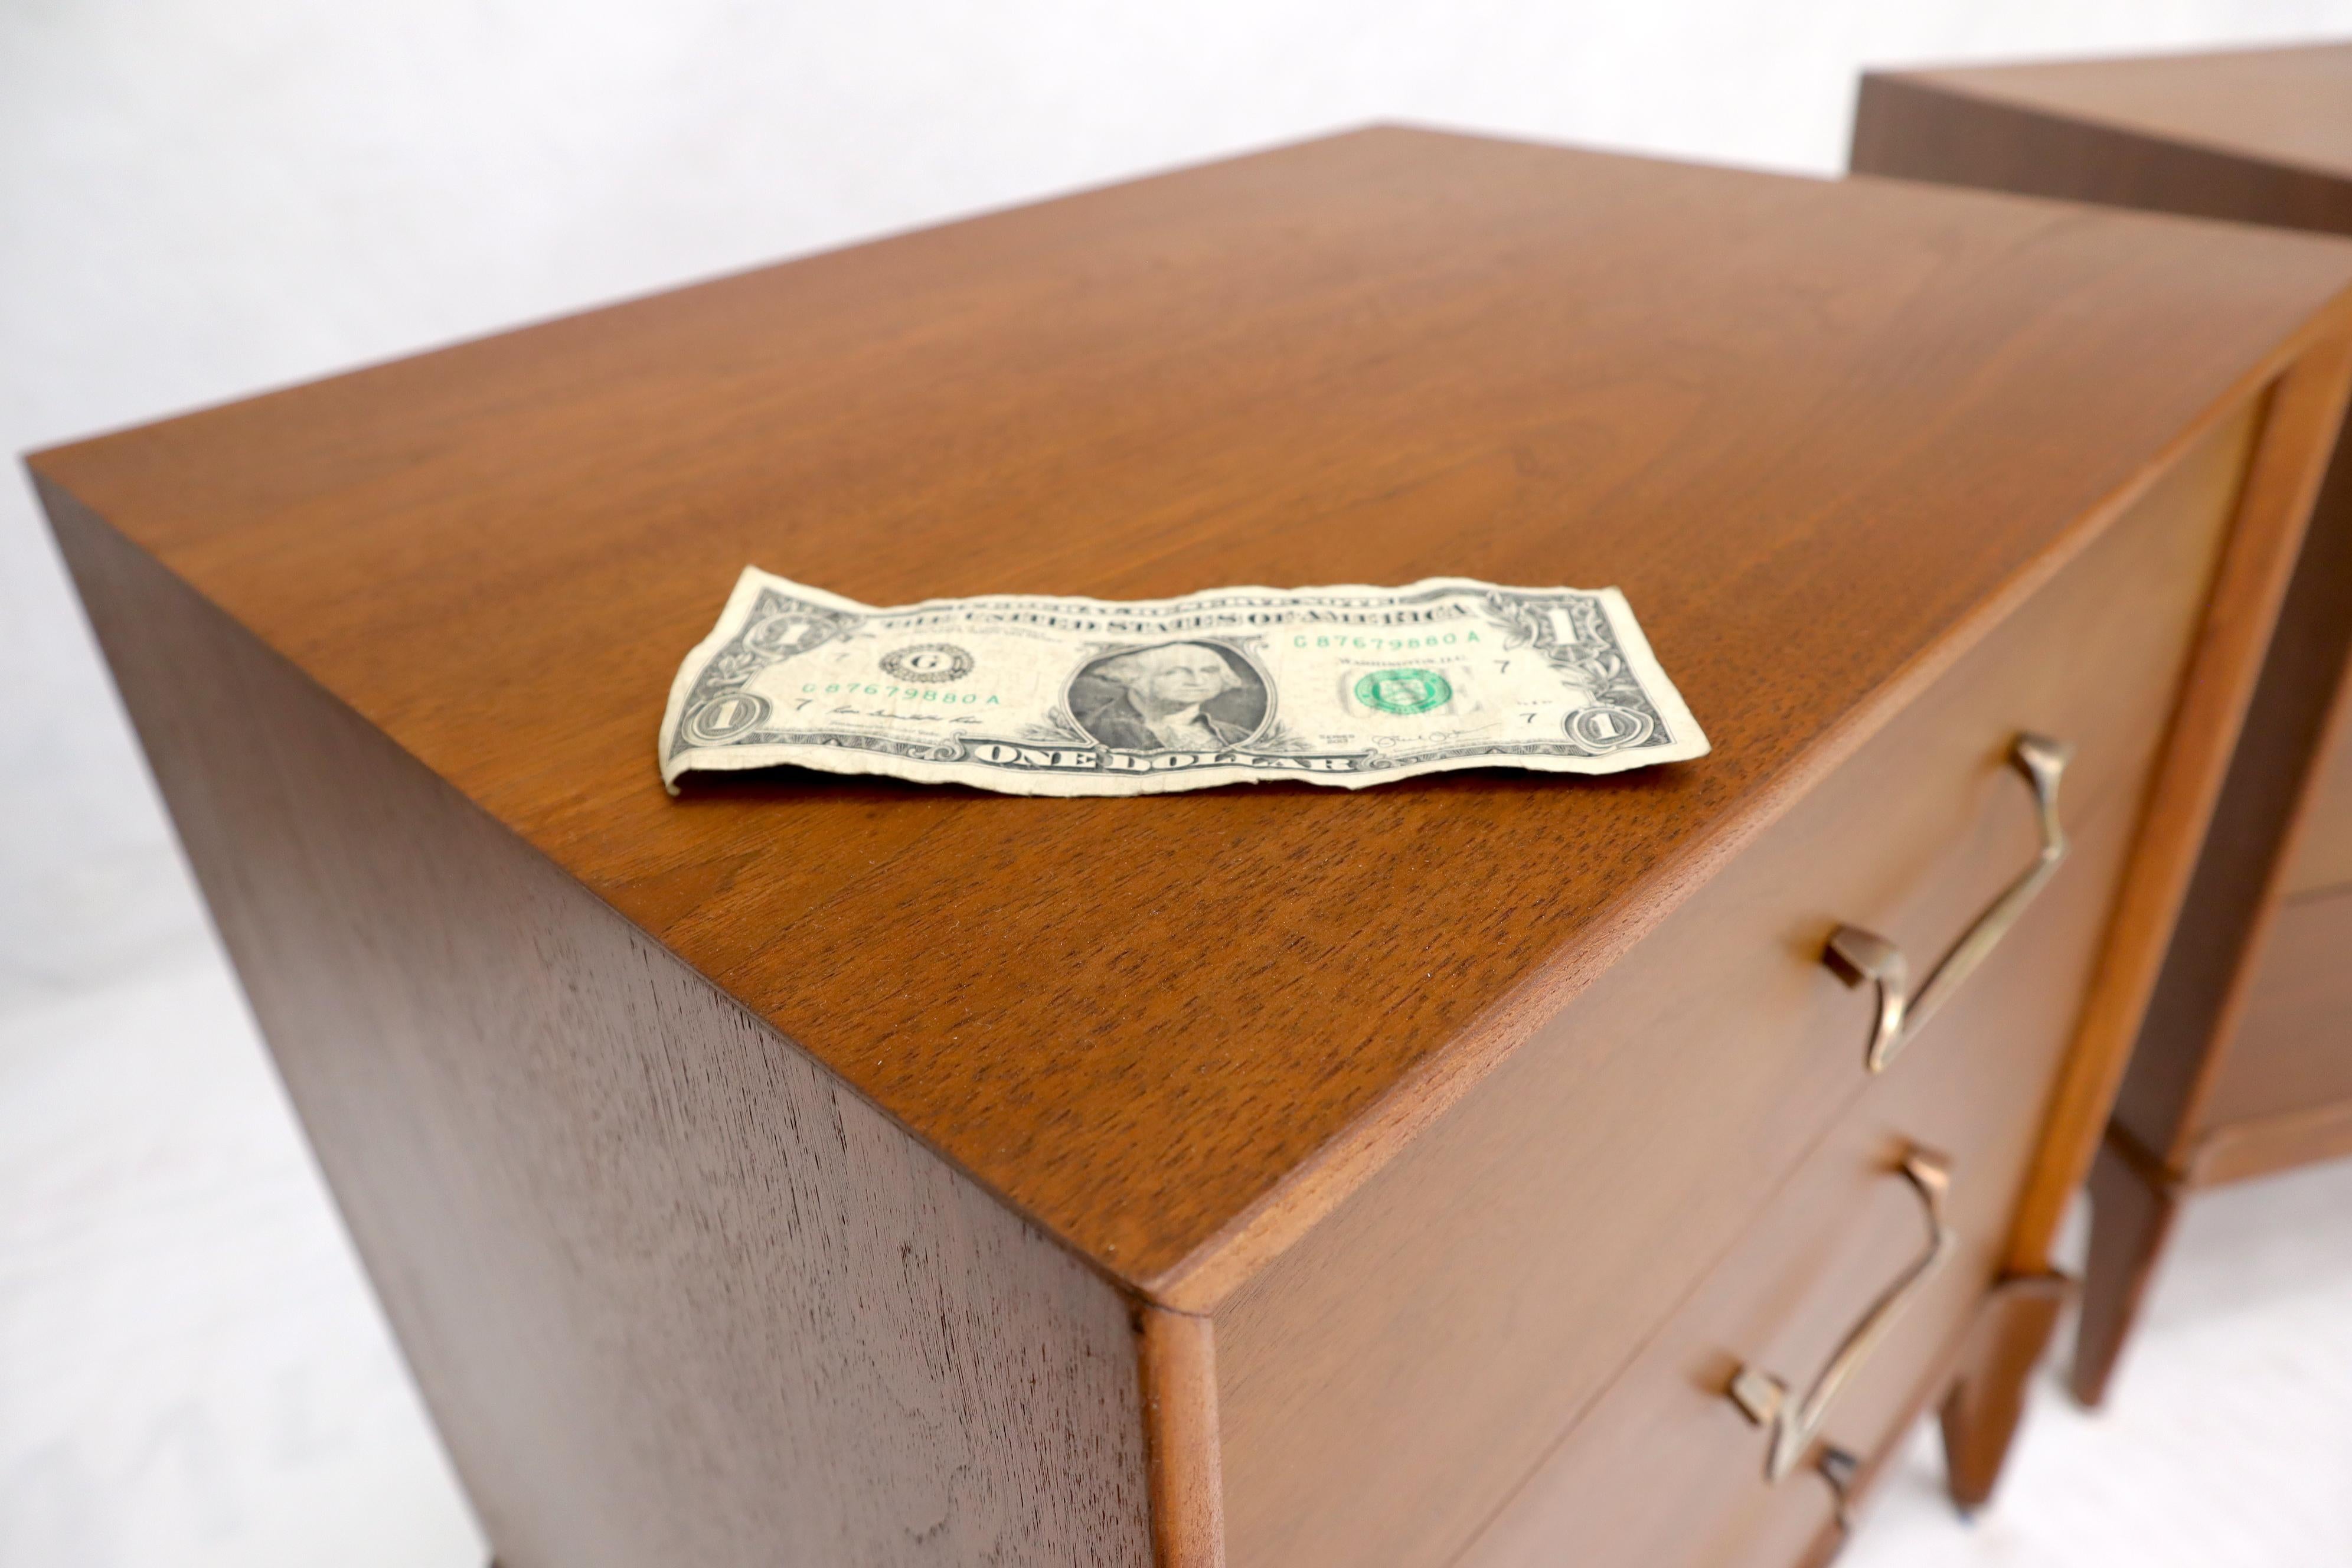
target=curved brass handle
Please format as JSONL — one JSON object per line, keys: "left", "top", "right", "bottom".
{"left": 1727, "top": 1148, "right": 1956, "bottom": 1483}
{"left": 1828, "top": 734, "right": 2072, "bottom": 1073}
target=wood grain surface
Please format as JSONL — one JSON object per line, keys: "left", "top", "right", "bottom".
{"left": 2203, "top": 887, "right": 2352, "bottom": 1130}
{"left": 46, "top": 489, "right": 1153, "bottom": 1568}
{"left": 31, "top": 127, "right": 2352, "bottom": 1298}
{"left": 2285, "top": 690, "right": 2352, "bottom": 894}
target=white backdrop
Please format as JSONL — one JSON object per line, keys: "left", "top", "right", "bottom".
{"left": 6, "top": 5, "right": 2352, "bottom": 1566}
{"left": 7, "top": 0, "right": 2352, "bottom": 1006}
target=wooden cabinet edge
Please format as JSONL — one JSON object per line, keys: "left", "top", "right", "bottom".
{"left": 2000, "top": 324, "right": 2352, "bottom": 1280}
{"left": 1138, "top": 1305, "right": 1227, "bottom": 1568}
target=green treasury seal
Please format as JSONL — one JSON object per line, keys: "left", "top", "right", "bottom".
{"left": 1354, "top": 667, "right": 1452, "bottom": 716}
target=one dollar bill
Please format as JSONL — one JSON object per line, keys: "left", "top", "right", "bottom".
{"left": 660, "top": 570, "right": 1709, "bottom": 797}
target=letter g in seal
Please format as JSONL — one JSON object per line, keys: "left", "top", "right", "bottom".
{"left": 881, "top": 643, "right": 974, "bottom": 683}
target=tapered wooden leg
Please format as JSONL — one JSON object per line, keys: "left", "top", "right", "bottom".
{"left": 1795, "top": 1514, "right": 1848, "bottom": 1568}
{"left": 1939, "top": 1273, "right": 2071, "bottom": 1510}
{"left": 2068, "top": 1131, "right": 2186, "bottom": 1407}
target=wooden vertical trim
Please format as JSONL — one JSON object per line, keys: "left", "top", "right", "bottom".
{"left": 1137, "top": 1305, "right": 1226, "bottom": 1568}
{"left": 2004, "top": 321, "right": 2352, "bottom": 1276}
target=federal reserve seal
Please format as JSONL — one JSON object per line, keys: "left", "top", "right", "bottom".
{"left": 880, "top": 643, "right": 974, "bottom": 684}
{"left": 1354, "top": 667, "right": 1452, "bottom": 716}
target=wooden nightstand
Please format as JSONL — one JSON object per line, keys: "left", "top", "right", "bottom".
{"left": 32, "top": 128, "right": 2352, "bottom": 1566}
{"left": 1854, "top": 41, "right": 2352, "bottom": 1409}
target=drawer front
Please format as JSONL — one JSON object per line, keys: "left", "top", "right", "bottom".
{"left": 2203, "top": 885, "right": 2352, "bottom": 1131}
{"left": 1454, "top": 782, "right": 2142, "bottom": 1568}
{"left": 1211, "top": 398, "right": 2260, "bottom": 1568}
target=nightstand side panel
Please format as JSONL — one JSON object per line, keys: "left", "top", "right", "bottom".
{"left": 41, "top": 485, "right": 1154, "bottom": 1568}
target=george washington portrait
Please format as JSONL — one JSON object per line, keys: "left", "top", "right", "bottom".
{"left": 1069, "top": 641, "right": 1269, "bottom": 752}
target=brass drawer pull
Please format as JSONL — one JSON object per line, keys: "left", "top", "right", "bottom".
{"left": 1827, "top": 734, "right": 2072, "bottom": 1073}
{"left": 1727, "top": 1147, "right": 1956, "bottom": 1483}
